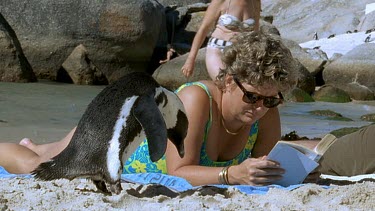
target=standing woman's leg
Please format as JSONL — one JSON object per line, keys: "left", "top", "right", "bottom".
{"left": 205, "top": 47, "right": 224, "bottom": 81}
{"left": 0, "top": 127, "right": 76, "bottom": 174}
{"left": 320, "top": 124, "right": 375, "bottom": 176}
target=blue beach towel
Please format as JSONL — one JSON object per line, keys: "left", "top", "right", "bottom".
{"left": 0, "top": 166, "right": 319, "bottom": 195}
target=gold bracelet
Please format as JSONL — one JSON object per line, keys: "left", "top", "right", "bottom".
{"left": 218, "top": 166, "right": 230, "bottom": 185}
{"left": 224, "top": 166, "right": 230, "bottom": 185}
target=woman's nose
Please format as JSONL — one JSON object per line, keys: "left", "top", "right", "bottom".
{"left": 253, "top": 99, "right": 264, "bottom": 108}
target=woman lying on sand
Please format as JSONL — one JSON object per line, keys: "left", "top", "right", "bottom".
{"left": 0, "top": 31, "right": 373, "bottom": 186}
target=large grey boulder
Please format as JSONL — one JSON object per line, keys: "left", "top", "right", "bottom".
{"left": 358, "top": 10, "right": 375, "bottom": 31}
{"left": 61, "top": 44, "right": 107, "bottom": 85}
{"left": 282, "top": 39, "right": 328, "bottom": 76}
{"left": 0, "top": 0, "right": 165, "bottom": 82}
{"left": 153, "top": 48, "right": 209, "bottom": 90}
{"left": 0, "top": 12, "right": 36, "bottom": 82}
{"left": 153, "top": 47, "right": 315, "bottom": 95}
{"left": 323, "top": 43, "right": 375, "bottom": 92}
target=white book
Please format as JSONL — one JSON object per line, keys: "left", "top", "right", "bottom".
{"left": 268, "top": 134, "right": 337, "bottom": 186}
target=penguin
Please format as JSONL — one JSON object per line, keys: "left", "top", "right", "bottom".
{"left": 365, "top": 34, "right": 371, "bottom": 43}
{"left": 313, "top": 32, "right": 318, "bottom": 40}
{"left": 32, "top": 72, "right": 188, "bottom": 195}
{"left": 327, "top": 34, "right": 335, "bottom": 39}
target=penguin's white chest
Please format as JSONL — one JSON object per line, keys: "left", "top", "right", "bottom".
{"left": 106, "top": 96, "right": 138, "bottom": 180}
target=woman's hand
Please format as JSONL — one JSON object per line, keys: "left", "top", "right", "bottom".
{"left": 303, "top": 166, "right": 321, "bottom": 184}
{"left": 229, "top": 156, "right": 285, "bottom": 186}
{"left": 181, "top": 60, "right": 195, "bottom": 78}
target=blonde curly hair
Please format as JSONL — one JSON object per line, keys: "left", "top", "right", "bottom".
{"left": 216, "top": 31, "right": 299, "bottom": 93}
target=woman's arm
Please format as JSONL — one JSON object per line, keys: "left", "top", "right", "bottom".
{"left": 226, "top": 107, "right": 284, "bottom": 185}
{"left": 253, "top": 0, "right": 261, "bottom": 32}
{"left": 165, "top": 84, "right": 224, "bottom": 185}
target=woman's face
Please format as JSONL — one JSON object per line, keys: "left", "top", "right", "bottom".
{"left": 225, "top": 77, "right": 281, "bottom": 124}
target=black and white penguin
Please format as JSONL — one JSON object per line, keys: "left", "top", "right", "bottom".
{"left": 327, "top": 34, "right": 335, "bottom": 39}
{"left": 365, "top": 34, "right": 371, "bottom": 43}
{"left": 32, "top": 72, "right": 188, "bottom": 195}
{"left": 313, "top": 32, "right": 318, "bottom": 40}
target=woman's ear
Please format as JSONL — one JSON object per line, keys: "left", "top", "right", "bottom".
{"left": 224, "top": 75, "right": 235, "bottom": 92}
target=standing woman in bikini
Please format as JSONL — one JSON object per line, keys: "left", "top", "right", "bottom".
{"left": 181, "top": 0, "right": 261, "bottom": 80}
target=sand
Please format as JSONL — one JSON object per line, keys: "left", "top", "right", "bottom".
{"left": 0, "top": 176, "right": 374, "bottom": 210}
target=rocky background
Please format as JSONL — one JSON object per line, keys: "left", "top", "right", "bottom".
{"left": 1, "top": 0, "right": 375, "bottom": 103}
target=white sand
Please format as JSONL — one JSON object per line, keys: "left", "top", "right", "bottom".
{"left": 0, "top": 177, "right": 374, "bottom": 210}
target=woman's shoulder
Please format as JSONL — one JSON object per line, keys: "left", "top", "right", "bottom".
{"left": 177, "top": 81, "right": 214, "bottom": 96}
{"left": 177, "top": 81, "right": 220, "bottom": 103}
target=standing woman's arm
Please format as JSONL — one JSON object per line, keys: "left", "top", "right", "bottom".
{"left": 181, "top": 0, "right": 224, "bottom": 77}
{"left": 253, "top": 0, "right": 261, "bottom": 32}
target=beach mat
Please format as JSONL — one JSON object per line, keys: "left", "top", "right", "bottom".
{"left": 0, "top": 166, "right": 310, "bottom": 195}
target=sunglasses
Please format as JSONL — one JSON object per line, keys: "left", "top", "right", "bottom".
{"left": 233, "top": 76, "right": 283, "bottom": 108}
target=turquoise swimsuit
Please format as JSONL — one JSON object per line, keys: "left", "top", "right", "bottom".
{"left": 122, "top": 82, "right": 259, "bottom": 174}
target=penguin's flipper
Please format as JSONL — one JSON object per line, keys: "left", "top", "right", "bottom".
{"left": 133, "top": 93, "right": 168, "bottom": 162}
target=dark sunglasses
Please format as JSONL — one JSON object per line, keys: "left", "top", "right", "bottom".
{"left": 233, "top": 76, "right": 283, "bottom": 108}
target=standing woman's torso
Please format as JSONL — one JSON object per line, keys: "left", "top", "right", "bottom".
{"left": 211, "top": 0, "right": 260, "bottom": 41}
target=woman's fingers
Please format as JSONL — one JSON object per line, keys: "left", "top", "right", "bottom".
{"left": 249, "top": 175, "right": 284, "bottom": 186}
{"left": 241, "top": 158, "right": 285, "bottom": 185}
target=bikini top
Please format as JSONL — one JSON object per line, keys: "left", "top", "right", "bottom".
{"left": 217, "top": 0, "right": 256, "bottom": 30}
{"left": 218, "top": 14, "right": 255, "bottom": 29}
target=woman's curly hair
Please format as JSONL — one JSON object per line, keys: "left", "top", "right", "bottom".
{"left": 216, "top": 31, "right": 299, "bottom": 92}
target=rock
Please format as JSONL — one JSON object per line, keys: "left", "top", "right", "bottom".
{"left": 358, "top": 9, "right": 375, "bottom": 32}
{"left": 308, "top": 109, "right": 353, "bottom": 121}
{"left": 284, "top": 87, "right": 315, "bottom": 102}
{"left": 60, "top": 44, "right": 107, "bottom": 85}
{"left": 329, "top": 53, "right": 343, "bottom": 62}
{"left": 337, "top": 82, "right": 375, "bottom": 101}
{"left": 329, "top": 127, "right": 363, "bottom": 138}
{"left": 157, "top": 0, "right": 210, "bottom": 7}
{"left": 360, "top": 113, "right": 375, "bottom": 122}
{"left": 282, "top": 39, "right": 328, "bottom": 86}
{"left": 0, "top": 0, "right": 165, "bottom": 82}
{"left": 262, "top": 0, "right": 373, "bottom": 43}
{"left": 293, "top": 60, "right": 316, "bottom": 95}
{"left": 155, "top": 32, "right": 316, "bottom": 93}
{"left": 153, "top": 48, "right": 209, "bottom": 90}
{"left": 323, "top": 43, "right": 375, "bottom": 92}
{"left": 313, "top": 85, "right": 351, "bottom": 103}
{"left": 0, "top": 12, "right": 36, "bottom": 82}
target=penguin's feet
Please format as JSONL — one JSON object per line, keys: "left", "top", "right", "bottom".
{"left": 106, "top": 180, "right": 122, "bottom": 195}
{"left": 93, "top": 180, "right": 111, "bottom": 195}
{"left": 93, "top": 179, "right": 122, "bottom": 195}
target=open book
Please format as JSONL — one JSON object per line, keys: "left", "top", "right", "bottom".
{"left": 268, "top": 134, "right": 337, "bottom": 186}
